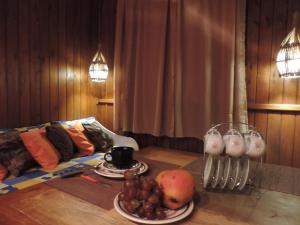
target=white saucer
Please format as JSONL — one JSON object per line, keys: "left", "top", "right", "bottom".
{"left": 237, "top": 157, "right": 250, "bottom": 190}
{"left": 203, "top": 154, "right": 215, "bottom": 188}
{"left": 210, "top": 157, "right": 223, "bottom": 188}
{"left": 227, "top": 158, "right": 240, "bottom": 190}
{"left": 114, "top": 193, "right": 194, "bottom": 224}
{"left": 101, "top": 160, "right": 142, "bottom": 173}
{"left": 219, "top": 156, "right": 231, "bottom": 189}
{"left": 94, "top": 161, "right": 148, "bottom": 178}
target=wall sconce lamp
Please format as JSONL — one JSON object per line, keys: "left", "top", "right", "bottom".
{"left": 276, "top": 12, "right": 300, "bottom": 79}
{"left": 89, "top": 45, "right": 109, "bottom": 83}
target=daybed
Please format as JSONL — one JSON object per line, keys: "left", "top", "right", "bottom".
{"left": 0, "top": 117, "right": 138, "bottom": 194}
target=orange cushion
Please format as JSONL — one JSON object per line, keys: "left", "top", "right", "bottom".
{"left": 0, "top": 163, "right": 7, "bottom": 181}
{"left": 20, "top": 129, "right": 60, "bottom": 169}
{"left": 66, "top": 128, "right": 95, "bottom": 156}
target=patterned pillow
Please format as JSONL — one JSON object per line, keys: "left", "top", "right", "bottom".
{"left": 83, "top": 122, "right": 113, "bottom": 152}
{"left": 14, "top": 123, "right": 51, "bottom": 133}
{"left": 7, "top": 151, "right": 36, "bottom": 177}
{"left": 46, "top": 125, "right": 75, "bottom": 161}
{"left": 0, "top": 131, "right": 36, "bottom": 177}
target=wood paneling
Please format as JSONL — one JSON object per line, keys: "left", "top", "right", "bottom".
{"left": 248, "top": 103, "right": 300, "bottom": 111}
{"left": 49, "top": 0, "right": 59, "bottom": 121}
{"left": 0, "top": 0, "right": 7, "bottom": 128}
{"left": 0, "top": 0, "right": 116, "bottom": 129}
{"left": 95, "top": 0, "right": 117, "bottom": 131}
{"left": 246, "top": 0, "right": 300, "bottom": 168}
{"left": 93, "top": 0, "right": 300, "bottom": 167}
{"left": 6, "top": 0, "right": 19, "bottom": 128}
{"left": 19, "top": 0, "right": 31, "bottom": 126}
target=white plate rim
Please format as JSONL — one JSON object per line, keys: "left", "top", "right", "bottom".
{"left": 227, "top": 158, "right": 240, "bottom": 190}
{"left": 94, "top": 161, "right": 148, "bottom": 178}
{"left": 219, "top": 156, "right": 231, "bottom": 189}
{"left": 238, "top": 157, "right": 250, "bottom": 190}
{"left": 211, "top": 157, "right": 223, "bottom": 188}
{"left": 113, "top": 193, "right": 194, "bottom": 224}
{"left": 101, "top": 160, "right": 142, "bottom": 173}
{"left": 203, "top": 154, "right": 214, "bottom": 188}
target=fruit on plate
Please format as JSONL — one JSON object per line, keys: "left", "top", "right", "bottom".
{"left": 156, "top": 169, "right": 195, "bottom": 210}
{"left": 119, "top": 170, "right": 166, "bottom": 220}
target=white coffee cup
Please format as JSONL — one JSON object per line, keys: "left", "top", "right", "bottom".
{"left": 245, "top": 131, "right": 265, "bottom": 158}
{"left": 204, "top": 129, "right": 224, "bottom": 155}
{"left": 224, "top": 129, "right": 245, "bottom": 157}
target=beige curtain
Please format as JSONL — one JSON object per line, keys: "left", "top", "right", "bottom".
{"left": 114, "top": 0, "right": 247, "bottom": 138}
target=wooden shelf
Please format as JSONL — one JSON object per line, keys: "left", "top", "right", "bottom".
{"left": 248, "top": 103, "right": 300, "bottom": 112}
{"left": 97, "top": 98, "right": 114, "bottom": 105}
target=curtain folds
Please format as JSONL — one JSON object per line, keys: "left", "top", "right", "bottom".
{"left": 114, "top": 0, "right": 247, "bottom": 139}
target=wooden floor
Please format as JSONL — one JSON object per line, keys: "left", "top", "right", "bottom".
{"left": 0, "top": 147, "right": 299, "bottom": 225}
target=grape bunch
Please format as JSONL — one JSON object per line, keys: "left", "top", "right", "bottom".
{"left": 119, "top": 170, "right": 167, "bottom": 220}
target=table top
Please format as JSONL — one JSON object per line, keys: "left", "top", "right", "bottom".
{"left": 0, "top": 146, "right": 299, "bottom": 225}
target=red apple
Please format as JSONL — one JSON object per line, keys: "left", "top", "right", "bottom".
{"left": 156, "top": 169, "right": 195, "bottom": 210}
{"left": 156, "top": 170, "right": 170, "bottom": 184}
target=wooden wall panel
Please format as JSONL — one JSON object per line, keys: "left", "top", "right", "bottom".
{"left": 40, "top": 0, "right": 50, "bottom": 123}
{"left": 73, "top": 0, "right": 81, "bottom": 120}
{"left": 247, "top": 0, "right": 300, "bottom": 168}
{"left": 58, "top": 0, "right": 67, "bottom": 120}
{"left": 0, "top": 0, "right": 115, "bottom": 129}
{"left": 29, "top": 0, "right": 41, "bottom": 125}
{"left": 94, "top": 0, "right": 300, "bottom": 167}
{"left": 88, "top": 0, "right": 100, "bottom": 121}
{"left": 19, "top": 0, "right": 31, "bottom": 126}
{"left": 6, "top": 0, "right": 19, "bottom": 128}
{"left": 96, "top": 0, "right": 117, "bottom": 131}
{"left": 0, "top": 0, "right": 7, "bottom": 128}
{"left": 94, "top": 0, "right": 300, "bottom": 165}
{"left": 49, "top": 0, "right": 59, "bottom": 121}
{"left": 66, "top": 0, "right": 75, "bottom": 120}
{"left": 80, "top": 0, "right": 89, "bottom": 119}
{"left": 246, "top": 0, "right": 260, "bottom": 104}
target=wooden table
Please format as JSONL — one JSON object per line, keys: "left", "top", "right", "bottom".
{"left": 0, "top": 147, "right": 299, "bottom": 225}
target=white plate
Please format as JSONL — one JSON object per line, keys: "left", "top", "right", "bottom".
{"left": 227, "top": 158, "right": 240, "bottom": 190}
{"left": 211, "top": 157, "right": 223, "bottom": 188}
{"left": 101, "top": 160, "right": 142, "bottom": 173}
{"left": 203, "top": 154, "right": 215, "bottom": 188}
{"left": 237, "top": 157, "right": 250, "bottom": 190}
{"left": 94, "top": 161, "right": 148, "bottom": 178}
{"left": 114, "top": 193, "right": 194, "bottom": 224}
{"left": 219, "top": 156, "right": 231, "bottom": 189}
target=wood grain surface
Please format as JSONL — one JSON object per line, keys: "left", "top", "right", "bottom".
{"left": 94, "top": 0, "right": 300, "bottom": 168}
{"left": 0, "top": 0, "right": 116, "bottom": 129}
{"left": 0, "top": 147, "right": 300, "bottom": 225}
{"left": 246, "top": 0, "right": 300, "bottom": 168}
{"left": 1, "top": 0, "right": 300, "bottom": 169}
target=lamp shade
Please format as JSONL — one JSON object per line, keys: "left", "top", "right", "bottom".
{"left": 89, "top": 49, "right": 109, "bottom": 82}
{"left": 276, "top": 12, "right": 300, "bottom": 79}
